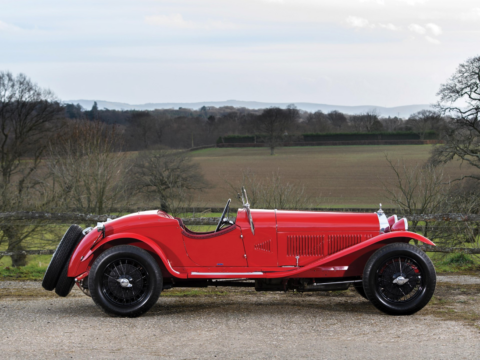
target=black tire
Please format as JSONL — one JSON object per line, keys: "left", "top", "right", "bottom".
{"left": 42, "top": 225, "right": 84, "bottom": 291}
{"left": 353, "top": 283, "right": 368, "bottom": 299}
{"left": 88, "top": 245, "right": 163, "bottom": 317}
{"left": 55, "top": 260, "right": 76, "bottom": 297}
{"left": 363, "top": 242, "right": 436, "bottom": 316}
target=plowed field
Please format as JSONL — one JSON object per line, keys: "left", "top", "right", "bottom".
{"left": 190, "top": 145, "right": 471, "bottom": 208}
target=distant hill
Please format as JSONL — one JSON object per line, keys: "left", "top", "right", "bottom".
{"left": 66, "top": 99, "right": 434, "bottom": 118}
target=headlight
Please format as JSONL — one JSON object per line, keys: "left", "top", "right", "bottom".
{"left": 391, "top": 218, "right": 408, "bottom": 232}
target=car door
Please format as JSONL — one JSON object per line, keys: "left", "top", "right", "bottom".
{"left": 182, "top": 225, "right": 247, "bottom": 267}
{"left": 237, "top": 209, "right": 278, "bottom": 267}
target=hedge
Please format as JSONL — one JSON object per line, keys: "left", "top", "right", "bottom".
{"left": 302, "top": 131, "right": 437, "bottom": 142}
{"left": 218, "top": 131, "right": 438, "bottom": 144}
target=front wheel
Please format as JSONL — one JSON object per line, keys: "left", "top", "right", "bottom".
{"left": 88, "top": 245, "right": 163, "bottom": 317}
{"left": 363, "top": 243, "right": 436, "bottom": 316}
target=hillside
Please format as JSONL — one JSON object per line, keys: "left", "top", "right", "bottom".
{"left": 67, "top": 99, "right": 433, "bottom": 118}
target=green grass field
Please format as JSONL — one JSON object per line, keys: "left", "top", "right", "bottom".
{"left": 189, "top": 145, "right": 472, "bottom": 208}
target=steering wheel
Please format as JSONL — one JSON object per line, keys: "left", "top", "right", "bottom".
{"left": 215, "top": 199, "right": 233, "bottom": 232}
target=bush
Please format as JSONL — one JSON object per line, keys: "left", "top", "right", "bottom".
{"left": 221, "top": 135, "right": 256, "bottom": 144}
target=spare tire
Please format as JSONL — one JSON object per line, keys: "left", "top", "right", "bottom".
{"left": 42, "top": 225, "right": 84, "bottom": 291}
{"left": 54, "top": 253, "right": 78, "bottom": 297}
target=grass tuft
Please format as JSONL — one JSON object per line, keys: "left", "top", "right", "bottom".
{"left": 0, "top": 255, "right": 51, "bottom": 280}
{"left": 429, "top": 252, "right": 479, "bottom": 273}
{"left": 439, "top": 253, "right": 475, "bottom": 266}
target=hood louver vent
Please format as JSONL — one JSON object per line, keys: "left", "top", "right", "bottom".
{"left": 287, "top": 235, "right": 324, "bottom": 257}
{"left": 254, "top": 239, "right": 271, "bottom": 252}
{"left": 328, "top": 234, "right": 362, "bottom": 255}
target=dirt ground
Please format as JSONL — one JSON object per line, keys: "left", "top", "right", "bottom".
{"left": 0, "top": 274, "right": 479, "bottom": 360}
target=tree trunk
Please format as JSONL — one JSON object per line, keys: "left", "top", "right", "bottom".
{"left": 270, "top": 146, "right": 275, "bottom": 155}
{"left": 2, "top": 225, "right": 27, "bottom": 267}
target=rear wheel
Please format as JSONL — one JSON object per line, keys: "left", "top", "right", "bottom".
{"left": 88, "top": 245, "right": 163, "bottom": 317}
{"left": 363, "top": 243, "right": 436, "bottom": 315}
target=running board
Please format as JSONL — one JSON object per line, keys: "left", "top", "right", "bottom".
{"left": 302, "top": 279, "right": 362, "bottom": 292}
{"left": 313, "top": 279, "right": 362, "bottom": 286}
{"left": 190, "top": 272, "right": 263, "bottom": 276}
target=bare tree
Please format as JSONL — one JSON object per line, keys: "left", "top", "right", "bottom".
{"left": 327, "top": 110, "right": 347, "bottom": 129}
{"left": 125, "top": 111, "right": 167, "bottom": 150}
{"left": 383, "top": 156, "right": 457, "bottom": 244}
{"left": 430, "top": 55, "right": 480, "bottom": 179}
{"left": 0, "top": 72, "right": 63, "bottom": 266}
{"left": 256, "top": 107, "right": 297, "bottom": 155}
{"left": 381, "top": 117, "right": 404, "bottom": 132}
{"left": 407, "top": 110, "right": 442, "bottom": 140}
{"left": 305, "top": 111, "right": 332, "bottom": 133}
{"left": 228, "top": 169, "right": 317, "bottom": 210}
{"left": 47, "top": 120, "right": 129, "bottom": 214}
{"left": 350, "top": 110, "right": 383, "bottom": 133}
{"left": 384, "top": 157, "right": 448, "bottom": 218}
{"left": 129, "top": 150, "right": 207, "bottom": 215}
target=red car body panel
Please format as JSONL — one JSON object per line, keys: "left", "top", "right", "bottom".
{"left": 68, "top": 208, "right": 435, "bottom": 281}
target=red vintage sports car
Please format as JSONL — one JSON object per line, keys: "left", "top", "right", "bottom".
{"left": 42, "top": 188, "right": 436, "bottom": 317}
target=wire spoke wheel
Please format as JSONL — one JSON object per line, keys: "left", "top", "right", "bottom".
{"left": 376, "top": 256, "right": 424, "bottom": 304}
{"left": 89, "top": 245, "right": 162, "bottom": 317}
{"left": 363, "top": 243, "right": 436, "bottom": 315}
{"left": 102, "top": 258, "right": 149, "bottom": 306}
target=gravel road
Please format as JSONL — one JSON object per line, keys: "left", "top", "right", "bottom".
{"left": 0, "top": 275, "right": 479, "bottom": 360}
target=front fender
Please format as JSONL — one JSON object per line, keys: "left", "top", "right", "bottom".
{"left": 367, "top": 231, "right": 435, "bottom": 246}
{"left": 68, "top": 232, "right": 187, "bottom": 279}
{"left": 264, "top": 231, "right": 435, "bottom": 279}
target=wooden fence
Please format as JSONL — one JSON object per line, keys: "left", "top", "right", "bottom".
{"left": 1, "top": 211, "right": 479, "bottom": 256}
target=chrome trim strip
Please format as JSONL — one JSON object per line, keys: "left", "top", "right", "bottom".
{"left": 168, "top": 260, "right": 181, "bottom": 275}
{"left": 190, "top": 272, "right": 263, "bottom": 276}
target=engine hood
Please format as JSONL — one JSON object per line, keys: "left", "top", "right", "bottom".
{"left": 275, "top": 210, "right": 380, "bottom": 233}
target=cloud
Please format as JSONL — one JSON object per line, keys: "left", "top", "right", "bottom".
{"left": 425, "top": 36, "right": 440, "bottom": 44}
{"left": 379, "top": 23, "right": 399, "bottom": 31}
{"left": 425, "top": 23, "right": 442, "bottom": 36}
{"left": 459, "top": 8, "right": 480, "bottom": 20}
{"left": 359, "top": 0, "right": 385, "bottom": 4}
{"left": 346, "top": 16, "right": 373, "bottom": 28}
{"left": 408, "top": 23, "right": 441, "bottom": 44}
{"left": 360, "top": 0, "right": 427, "bottom": 5}
{"left": 396, "top": 0, "right": 428, "bottom": 5}
{"left": 408, "top": 23, "right": 426, "bottom": 35}
{"left": 346, "top": 17, "right": 399, "bottom": 31}
{"left": 0, "top": 20, "right": 22, "bottom": 33}
{"left": 145, "top": 14, "right": 194, "bottom": 29}
{"left": 145, "top": 14, "right": 237, "bottom": 30}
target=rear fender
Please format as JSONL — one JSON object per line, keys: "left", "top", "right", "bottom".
{"left": 68, "top": 232, "right": 187, "bottom": 279}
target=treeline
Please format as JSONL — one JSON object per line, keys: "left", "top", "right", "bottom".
{"left": 65, "top": 102, "right": 448, "bottom": 150}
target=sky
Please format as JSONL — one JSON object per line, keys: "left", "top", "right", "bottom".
{"left": 0, "top": 0, "right": 479, "bottom": 107}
